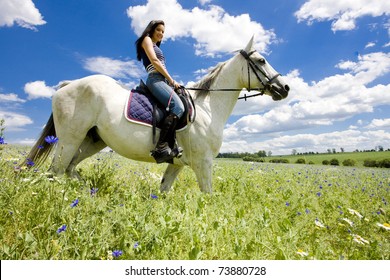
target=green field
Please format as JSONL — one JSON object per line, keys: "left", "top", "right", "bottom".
{"left": 265, "top": 151, "right": 390, "bottom": 167}
{"left": 0, "top": 145, "right": 389, "bottom": 260}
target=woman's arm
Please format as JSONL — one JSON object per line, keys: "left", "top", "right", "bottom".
{"left": 142, "top": 36, "right": 179, "bottom": 88}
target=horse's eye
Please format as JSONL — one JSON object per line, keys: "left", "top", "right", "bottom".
{"left": 258, "top": 58, "right": 266, "bottom": 64}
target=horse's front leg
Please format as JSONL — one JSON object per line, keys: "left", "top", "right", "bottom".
{"left": 191, "top": 157, "right": 213, "bottom": 193}
{"left": 160, "top": 164, "right": 184, "bottom": 193}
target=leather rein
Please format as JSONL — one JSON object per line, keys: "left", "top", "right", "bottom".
{"left": 185, "top": 49, "right": 281, "bottom": 101}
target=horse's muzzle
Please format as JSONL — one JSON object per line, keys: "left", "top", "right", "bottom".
{"left": 270, "top": 84, "right": 289, "bottom": 101}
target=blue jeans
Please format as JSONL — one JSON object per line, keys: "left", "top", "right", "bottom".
{"left": 146, "top": 72, "right": 184, "bottom": 118}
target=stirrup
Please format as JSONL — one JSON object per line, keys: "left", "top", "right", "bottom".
{"left": 171, "top": 146, "right": 183, "bottom": 158}
{"left": 151, "top": 142, "right": 174, "bottom": 164}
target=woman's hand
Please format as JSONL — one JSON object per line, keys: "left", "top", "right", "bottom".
{"left": 170, "top": 79, "right": 180, "bottom": 89}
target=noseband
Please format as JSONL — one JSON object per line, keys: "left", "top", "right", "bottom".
{"left": 238, "top": 50, "right": 281, "bottom": 100}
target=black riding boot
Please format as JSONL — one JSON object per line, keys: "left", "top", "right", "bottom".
{"left": 152, "top": 113, "right": 180, "bottom": 164}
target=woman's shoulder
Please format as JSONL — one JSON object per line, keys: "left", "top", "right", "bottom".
{"left": 142, "top": 36, "right": 153, "bottom": 47}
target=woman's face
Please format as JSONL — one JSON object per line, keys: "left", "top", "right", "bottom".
{"left": 151, "top": 24, "right": 165, "bottom": 43}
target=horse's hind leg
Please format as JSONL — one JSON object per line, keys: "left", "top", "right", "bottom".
{"left": 66, "top": 137, "right": 107, "bottom": 179}
{"left": 160, "top": 164, "right": 183, "bottom": 192}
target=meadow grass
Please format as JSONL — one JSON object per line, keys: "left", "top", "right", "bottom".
{"left": 0, "top": 145, "right": 389, "bottom": 260}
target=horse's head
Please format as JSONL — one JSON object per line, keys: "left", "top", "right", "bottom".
{"left": 240, "top": 37, "right": 289, "bottom": 101}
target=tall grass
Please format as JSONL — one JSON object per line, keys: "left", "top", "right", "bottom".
{"left": 0, "top": 145, "right": 389, "bottom": 260}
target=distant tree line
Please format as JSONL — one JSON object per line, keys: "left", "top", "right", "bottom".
{"left": 219, "top": 147, "right": 389, "bottom": 158}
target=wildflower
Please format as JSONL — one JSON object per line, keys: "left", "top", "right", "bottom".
{"left": 134, "top": 242, "right": 139, "bottom": 249}
{"left": 57, "top": 224, "right": 67, "bottom": 234}
{"left": 376, "top": 223, "right": 390, "bottom": 231}
{"left": 150, "top": 194, "right": 158, "bottom": 199}
{"left": 347, "top": 208, "right": 363, "bottom": 219}
{"left": 90, "top": 188, "right": 98, "bottom": 196}
{"left": 296, "top": 249, "right": 309, "bottom": 257}
{"left": 285, "top": 202, "right": 290, "bottom": 206}
{"left": 315, "top": 219, "right": 325, "bottom": 228}
{"left": 316, "top": 192, "right": 321, "bottom": 197}
{"left": 305, "top": 208, "right": 310, "bottom": 214}
{"left": 112, "top": 250, "right": 123, "bottom": 258}
{"left": 70, "top": 198, "right": 79, "bottom": 208}
{"left": 0, "top": 137, "right": 4, "bottom": 144}
{"left": 352, "top": 234, "right": 369, "bottom": 245}
{"left": 44, "top": 135, "right": 59, "bottom": 144}
{"left": 38, "top": 145, "right": 44, "bottom": 149}
{"left": 26, "top": 159, "right": 35, "bottom": 167}
{"left": 341, "top": 218, "right": 354, "bottom": 227}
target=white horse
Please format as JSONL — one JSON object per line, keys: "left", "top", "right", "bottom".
{"left": 26, "top": 38, "right": 289, "bottom": 193}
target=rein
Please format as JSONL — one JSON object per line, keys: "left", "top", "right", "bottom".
{"left": 185, "top": 49, "right": 281, "bottom": 101}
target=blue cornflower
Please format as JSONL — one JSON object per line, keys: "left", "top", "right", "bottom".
{"left": 44, "top": 135, "right": 59, "bottom": 144}
{"left": 0, "top": 137, "right": 4, "bottom": 144}
{"left": 26, "top": 159, "right": 35, "bottom": 167}
{"left": 316, "top": 192, "right": 322, "bottom": 197}
{"left": 134, "top": 242, "right": 139, "bottom": 249}
{"left": 57, "top": 224, "right": 67, "bottom": 234}
{"left": 150, "top": 194, "right": 158, "bottom": 199}
{"left": 285, "top": 202, "right": 290, "bottom": 206}
{"left": 38, "top": 145, "right": 44, "bottom": 149}
{"left": 112, "top": 250, "right": 123, "bottom": 258}
{"left": 90, "top": 188, "right": 98, "bottom": 196}
{"left": 305, "top": 208, "right": 310, "bottom": 214}
{"left": 70, "top": 198, "right": 79, "bottom": 208}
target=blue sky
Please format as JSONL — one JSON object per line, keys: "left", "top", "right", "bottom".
{"left": 0, "top": 0, "right": 389, "bottom": 155}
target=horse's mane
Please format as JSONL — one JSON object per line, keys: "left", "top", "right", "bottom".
{"left": 192, "top": 61, "right": 227, "bottom": 96}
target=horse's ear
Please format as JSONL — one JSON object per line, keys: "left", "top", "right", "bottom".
{"left": 244, "top": 35, "right": 255, "bottom": 52}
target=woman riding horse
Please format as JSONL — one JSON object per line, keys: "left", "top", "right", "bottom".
{"left": 135, "top": 20, "right": 184, "bottom": 164}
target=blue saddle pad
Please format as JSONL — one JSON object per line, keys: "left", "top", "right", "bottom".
{"left": 125, "top": 89, "right": 156, "bottom": 126}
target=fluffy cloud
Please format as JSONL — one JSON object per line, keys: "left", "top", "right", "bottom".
{"left": 0, "top": 110, "right": 33, "bottom": 131}
{"left": 24, "top": 81, "right": 55, "bottom": 99}
{"left": 295, "top": 0, "right": 390, "bottom": 32}
{"left": 83, "top": 56, "right": 144, "bottom": 80}
{"left": 0, "top": 93, "right": 25, "bottom": 103}
{"left": 366, "top": 119, "right": 390, "bottom": 129}
{"left": 127, "top": 0, "right": 275, "bottom": 56}
{"left": 223, "top": 51, "right": 390, "bottom": 153}
{"left": 221, "top": 129, "right": 390, "bottom": 154}
{"left": 0, "top": 0, "right": 46, "bottom": 30}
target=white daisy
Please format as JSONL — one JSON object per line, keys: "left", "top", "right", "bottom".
{"left": 352, "top": 234, "right": 369, "bottom": 245}
{"left": 347, "top": 208, "right": 363, "bottom": 219}
{"left": 315, "top": 219, "right": 325, "bottom": 228}
{"left": 342, "top": 218, "right": 354, "bottom": 227}
{"left": 297, "top": 249, "right": 309, "bottom": 257}
{"left": 376, "top": 223, "right": 390, "bottom": 231}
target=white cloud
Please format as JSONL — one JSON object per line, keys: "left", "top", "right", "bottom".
{"left": 366, "top": 119, "right": 390, "bottom": 129}
{"left": 295, "top": 0, "right": 390, "bottom": 32}
{"left": 24, "top": 81, "right": 55, "bottom": 99}
{"left": 0, "top": 93, "right": 26, "bottom": 103}
{"left": 198, "top": 0, "right": 212, "bottom": 6}
{"left": 0, "top": 0, "right": 46, "bottom": 30}
{"left": 83, "top": 56, "right": 144, "bottom": 80}
{"left": 127, "top": 0, "right": 276, "bottom": 56}
{"left": 223, "top": 51, "right": 390, "bottom": 154}
{"left": 365, "top": 42, "right": 376, "bottom": 49}
{"left": 221, "top": 129, "right": 390, "bottom": 155}
{"left": 0, "top": 110, "right": 33, "bottom": 131}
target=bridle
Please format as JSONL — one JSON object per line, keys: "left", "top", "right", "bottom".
{"left": 238, "top": 50, "right": 281, "bottom": 100}
{"left": 185, "top": 49, "right": 281, "bottom": 101}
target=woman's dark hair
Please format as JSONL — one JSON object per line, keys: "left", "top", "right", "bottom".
{"left": 135, "top": 20, "right": 165, "bottom": 61}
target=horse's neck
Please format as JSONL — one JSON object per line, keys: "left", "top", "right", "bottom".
{"left": 197, "top": 58, "right": 242, "bottom": 125}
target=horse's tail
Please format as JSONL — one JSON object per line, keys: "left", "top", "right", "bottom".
{"left": 23, "top": 113, "right": 56, "bottom": 167}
